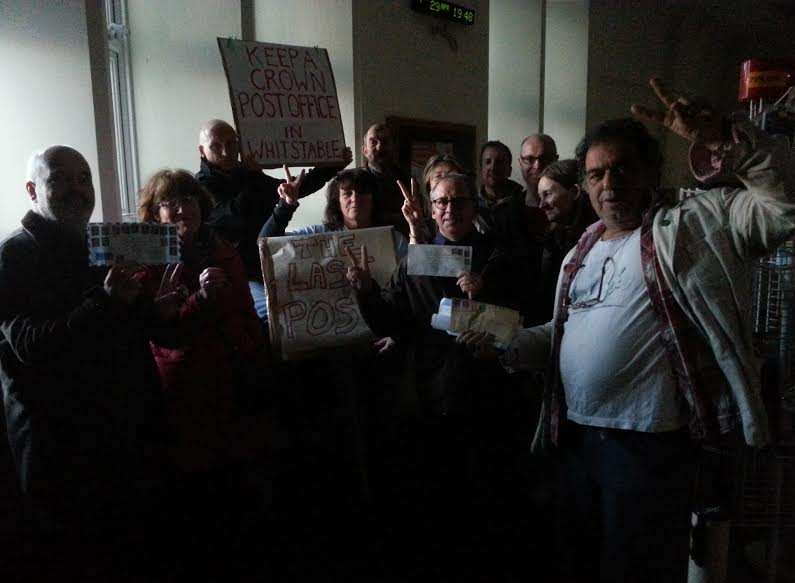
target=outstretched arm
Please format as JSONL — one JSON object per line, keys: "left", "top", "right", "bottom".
{"left": 632, "top": 77, "right": 795, "bottom": 256}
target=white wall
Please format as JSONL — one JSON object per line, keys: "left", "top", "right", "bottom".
{"left": 354, "top": 0, "right": 490, "bottom": 172}
{"left": 488, "top": 0, "right": 542, "bottom": 183}
{"left": 543, "top": 0, "right": 588, "bottom": 159}
{"left": 252, "top": 0, "right": 354, "bottom": 228}
{"left": 128, "top": 0, "right": 241, "bottom": 188}
{"left": 0, "top": 0, "right": 101, "bottom": 239}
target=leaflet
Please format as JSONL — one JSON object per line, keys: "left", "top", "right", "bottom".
{"left": 430, "top": 297, "right": 521, "bottom": 349}
{"left": 87, "top": 223, "right": 180, "bottom": 266}
{"left": 407, "top": 244, "right": 472, "bottom": 278}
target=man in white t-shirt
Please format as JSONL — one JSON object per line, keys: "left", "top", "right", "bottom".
{"left": 459, "top": 77, "right": 795, "bottom": 582}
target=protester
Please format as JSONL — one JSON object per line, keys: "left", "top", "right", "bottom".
{"left": 196, "top": 119, "right": 351, "bottom": 320}
{"left": 348, "top": 172, "right": 523, "bottom": 576}
{"left": 422, "top": 153, "right": 465, "bottom": 205}
{"left": 138, "top": 168, "right": 270, "bottom": 577}
{"left": 461, "top": 78, "right": 795, "bottom": 583}
{"left": 138, "top": 168, "right": 267, "bottom": 471}
{"left": 477, "top": 140, "right": 546, "bottom": 324}
{"left": 518, "top": 133, "right": 559, "bottom": 206}
{"left": 262, "top": 166, "right": 407, "bottom": 257}
{"left": 533, "top": 158, "right": 596, "bottom": 324}
{"left": 361, "top": 123, "right": 411, "bottom": 235}
{"left": 0, "top": 146, "right": 167, "bottom": 578}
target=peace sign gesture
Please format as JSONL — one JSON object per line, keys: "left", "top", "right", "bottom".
{"left": 277, "top": 164, "right": 306, "bottom": 205}
{"left": 345, "top": 244, "right": 373, "bottom": 293}
{"left": 631, "top": 77, "right": 724, "bottom": 147}
{"left": 398, "top": 178, "right": 424, "bottom": 239}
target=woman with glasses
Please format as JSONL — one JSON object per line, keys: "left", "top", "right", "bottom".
{"left": 137, "top": 169, "right": 268, "bottom": 574}
{"left": 260, "top": 166, "right": 407, "bottom": 257}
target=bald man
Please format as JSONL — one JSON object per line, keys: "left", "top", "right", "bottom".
{"left": 0, "top": 146, "right": 165, "bottom": 550}
{"left": 196, "top": 119, "right": 351, "bottom": 319}
{"left": 361, "top": 123, "right": 410, "bottom": 235}
{"left": 518, "top": 134, "right": 558, "bottom": 206}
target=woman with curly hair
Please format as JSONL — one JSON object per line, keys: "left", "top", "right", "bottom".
{"left": 138, "top": 169, "right": 267, "bottom": 472}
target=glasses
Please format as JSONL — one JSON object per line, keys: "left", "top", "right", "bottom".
{"left": 431, "top": 196, "right": 473, "bottom": 210}
{"left": 157, "top": 196, "right": 197, "bottom": 212}
{"left": 519, "top": 155, "right": 551, "bottom": 166}
{"left": 566, "top": 257, "right": 615, "bottom": 310}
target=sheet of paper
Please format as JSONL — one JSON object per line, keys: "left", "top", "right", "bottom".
{"left": 87, "top": 223, "right": 180, "bottom": 266}
{"left": 407, "top": 244, "right": 472, "bottom": 277}
{"left": 431, "top": 297, "right": 521, "bottom": 349}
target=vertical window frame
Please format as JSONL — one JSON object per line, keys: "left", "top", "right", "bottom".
{"left": 105, "top": 0, "right": 140, "bottom": 221}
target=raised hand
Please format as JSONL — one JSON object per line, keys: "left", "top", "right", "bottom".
{"left": 154, "top": 263, "right": 186, "bottom": 319}
{"left": 104, "top": 262, "right": 144, "bottom": 305}
{"left": 278, "top": 164, "right": 306, "bottom": 205}
{"left": 345, "top": 244, "right": 373, "bottom": 293}
{"left": 398, "top": 178, "right": 424, "bottom": 239}
{"left": 631, "top": 77, "right": 724, "bottom": 147}
{"left": 198, "top": 267, "right": 229, "bottom": 301}
{"left": 373, "top": 336, "right": 397, "bottom": 354}
{"left": 456, "top": 271, "right": 484, "bottom": 300}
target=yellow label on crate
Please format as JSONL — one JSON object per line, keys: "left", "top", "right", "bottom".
{"left": 747, "top": 71, "right": 790, "bottom": 88}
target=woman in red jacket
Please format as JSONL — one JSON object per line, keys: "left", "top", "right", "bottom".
{"left": 138, "top": 169, "right": 270, "bottom": 576}
{"left": 138, "top": 169, "right": 267, "bottom": 473}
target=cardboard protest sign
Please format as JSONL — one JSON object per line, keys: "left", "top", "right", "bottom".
{"left": 260, "top": 226, "right": 397, "bottom": 360}
{"left": 218, "top": 38, "right": 346, "bottom": 166}
{"left": 87, "top": 223, "right": 180, "bottom": 266}
{"left": 407, "top": 244, "right": 472, "bottom": 277}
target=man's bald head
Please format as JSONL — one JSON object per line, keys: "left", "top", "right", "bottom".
{"left": 26, "top": 145, "right": 95, "bottom": 229}
{"left": 198, "top": 119, "right": 240, "bottom": 171}
{"left": 519, "top": 133, "right": 559, "bottom": 189}
{"left": 362, "top": 123, "right": 394, "bottom": 172}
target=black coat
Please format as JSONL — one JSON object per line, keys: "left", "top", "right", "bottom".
{"left": 0, "top": 212, "right": 165, "bottom": 520}
{"left": 196, "top": 159, "right": 340, "bottom": 280}
{"left": 357, "top": 230, "right": 514, "bottom": 417}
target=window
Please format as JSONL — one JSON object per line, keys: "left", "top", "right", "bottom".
{"left": 105, "top": 0, "right": 139, "bottom": 221}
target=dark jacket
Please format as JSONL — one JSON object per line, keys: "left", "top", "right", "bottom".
{"left": 478, "top": 179, "right": 545, "bottom": 325}
{"left": 363, "top": 163, "right": 411, "bottom": 236}
{"left": 141, "top": 226, "right": 267, "bottom": 472}
{"left": 357, "top": 230, "right": 513, "bottom": 416}
{"left": 535, "top": 198, "right": 597, "bottom": 325}
{"left": 196, "top": 159, "right": 340, "bottom": 281}
{"left": 0, "top": 212, "right": 165, "bottom": 519}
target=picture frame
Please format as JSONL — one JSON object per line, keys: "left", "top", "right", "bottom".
{"left": 385, "top": 116, "right": 477, "bottom": 189}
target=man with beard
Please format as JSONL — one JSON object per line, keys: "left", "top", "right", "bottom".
{"left": 196, "top": 119, "right": 351, "bottom": 320}
{"left": 0, "top": 146, "right": 167, "bottom": 577}
{"left": 518, "top": 133, "right": 559, "bottom": 207}
{"left": 361, "top": 123, "right": 410, "bottom": 235}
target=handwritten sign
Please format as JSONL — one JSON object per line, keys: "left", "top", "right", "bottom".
{"left": 260, "top": 227, "right": 397, "bottom": 360}
{"left": 218, "top": 38, "right": 346, "bottom": 166}
{"left": 87, "top": 223, "right": 180, "bottom": 266}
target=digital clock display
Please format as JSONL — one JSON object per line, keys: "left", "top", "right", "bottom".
{"left": 411, "top": 0, "right": 475, "bottom": 26}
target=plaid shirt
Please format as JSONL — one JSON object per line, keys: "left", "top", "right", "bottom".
{"left": 542, "top": 201, "right": 731, "bottom": 448}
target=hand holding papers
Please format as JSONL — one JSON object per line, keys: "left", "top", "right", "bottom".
{"left": 431, "top": 297, "right": 521, "bottom": 350}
